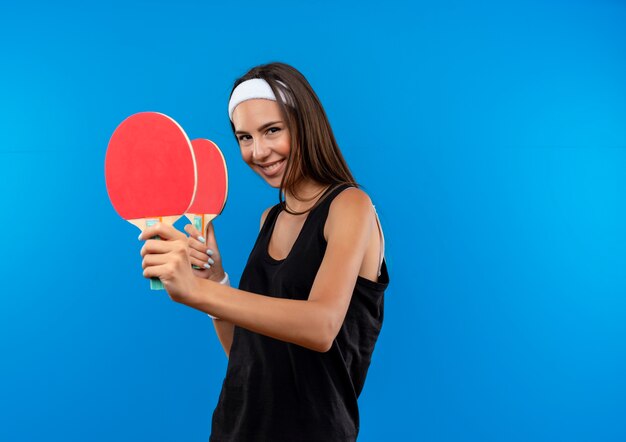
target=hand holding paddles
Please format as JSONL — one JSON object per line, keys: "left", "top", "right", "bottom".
{"left": 105, "top": 112, "right": 197, "bottom": 289}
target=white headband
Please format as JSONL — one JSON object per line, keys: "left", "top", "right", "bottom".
{"left": 228, "top": 78, "right": 291, "bottom": 121}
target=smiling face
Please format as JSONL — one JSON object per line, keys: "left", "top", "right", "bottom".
{"left": 232, "top": 99, "right": 292, "bottom": 188}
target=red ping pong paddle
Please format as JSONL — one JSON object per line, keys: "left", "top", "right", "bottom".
{"left": 185, "top": 138, "right": 228, "bottom": 237}
{"left": 105, "top": 112, "right": 197, "bottom": 290}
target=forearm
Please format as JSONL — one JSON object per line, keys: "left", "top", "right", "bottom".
{"left": 212, "top": 318, "right": 234, "bottom": 358}
{"left": 190, "top": 279, "right": 333, "bottom": 352}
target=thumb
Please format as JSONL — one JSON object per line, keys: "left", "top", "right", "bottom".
{"left": 184, "top": 223, "right": 203, "bottom": 241}
{"left": 205, "top": 221, "right": 218, "bottom": 243}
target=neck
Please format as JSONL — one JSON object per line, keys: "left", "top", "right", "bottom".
{"left": 283, "top": 180, "right": 331, "bottom": 213}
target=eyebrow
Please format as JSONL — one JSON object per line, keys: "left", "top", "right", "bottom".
{"left": 234, "top": 121, "right": 283, "bottom": 135}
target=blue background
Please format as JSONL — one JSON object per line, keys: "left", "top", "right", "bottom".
{"left": 1, "top": 0, "right": 625, "bottom": 440}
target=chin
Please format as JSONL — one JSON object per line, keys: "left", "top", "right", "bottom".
{"left": 264, "top": 176, "right": 283, "bottom": 188}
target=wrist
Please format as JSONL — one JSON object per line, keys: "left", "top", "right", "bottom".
{"left": 209, "top": 271, "right": 227, "bottom": 283}
{"left": 207, "top": 272, "right": 230, "bottom": 319}
{"left": 217, "top": 272, "right": 229, "bottom": 286}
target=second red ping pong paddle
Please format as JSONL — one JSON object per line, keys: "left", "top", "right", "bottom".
{"left": 185, "top": 138, "right": 228, "bottom": 236}
{"left": 185, "top": 139, "right": 228, "bottom": 269}
{"left": 105, "top": 112, "right": 197, "bottom": 290}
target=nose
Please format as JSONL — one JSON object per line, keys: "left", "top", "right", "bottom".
{"left": 251, "top": 137, "right": 270, "bottom": 161}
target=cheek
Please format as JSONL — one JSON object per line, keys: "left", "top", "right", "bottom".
{"left": 279, "top": 135, "right": 292, "bottom": 155}
{"left": 239, "top": 146, "right": 251, "bottom": 162}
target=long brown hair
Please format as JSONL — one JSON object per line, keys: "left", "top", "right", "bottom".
{"left": 229, "top": 62, "right": 358, "bottom": 215}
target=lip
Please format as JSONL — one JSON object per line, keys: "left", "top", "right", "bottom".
{"left": 257, "top": 158, "right": 286, "bottom": 178}
{"left": 257, "top": 160, "right": 281, "bottom": 167}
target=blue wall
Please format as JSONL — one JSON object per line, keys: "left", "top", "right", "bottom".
{"left": 1, "top": 1, "right": 625, "bottom": 440}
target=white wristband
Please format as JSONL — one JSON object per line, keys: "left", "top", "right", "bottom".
{"left": 218, "top": 272, "right": 230, "bottom": 286}
{"left": 207, "top": 272, "right": 230, "bottom": 319}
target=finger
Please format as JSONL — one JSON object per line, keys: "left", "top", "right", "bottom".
{"left": 205, "top": 221, "right": 220, "bottom": 250}
{"left": 190, "top": 252, "right": 215, "bottom": 269}
{"left": 139, "top": 223, "right": 186, "bottom": 241}
{"left": 143, "top": 263, "right": 170, "bottom": 279}
{"left": 142, "top": 252, "right": 172, "bottom": 269}
{"left": 141, "top": 239, "right": 187, "bottom": 256}
{"left": 206, "top": 221, "right": 215, "bottom": 239}
{"left": 190, "top": 255, "right": 212, "bottom": 269}
{"left": 140, "top": 239, "right": 172, "bottom": 256}
{"left": 184, "top": 223, "right": 206, "bottom": 243}
{"left": 187, "top": 235, "right": 209, "bottom": 253}
{"left": 189, "top": 247, "right": 210, "bottom": 263}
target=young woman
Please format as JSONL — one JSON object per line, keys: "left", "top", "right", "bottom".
{"left": 139, "top": 62, "right": 390, "bottom": 441}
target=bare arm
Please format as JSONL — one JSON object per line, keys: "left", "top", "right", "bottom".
{"left": 141, "top": 189, "right": 374, "bottom": 352}
{"left": 212, "top": 309, "right": 234, "bottom": 358}
{"left": 211, "top": 206, "right": 273, "bottom": 358}
{"left": 188, "top": 189, "right": 374, "bottom": 352}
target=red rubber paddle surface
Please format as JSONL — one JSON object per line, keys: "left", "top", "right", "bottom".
{"left": 187, "top": 138, "right": 227, "bottom": 217}
{"left": 105, "top": 112, "right": 197, "bottom": 221}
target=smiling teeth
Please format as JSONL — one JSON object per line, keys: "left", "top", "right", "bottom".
{"left": 262, "top": 159, "right": 284, "bottom": 171}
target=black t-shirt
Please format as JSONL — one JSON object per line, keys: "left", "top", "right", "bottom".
{"left": 210, "top": 184, "right": 390, "bottom": 442}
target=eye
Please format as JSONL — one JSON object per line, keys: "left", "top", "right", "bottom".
{"left": 238, "top": 134, "right": 252, "bottom": 141}
{"left": 267, "top": 127, "right": 280, "bottom": 134}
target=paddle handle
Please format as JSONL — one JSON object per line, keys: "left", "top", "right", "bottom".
{"left": 145, "top": 219, "right": 165, "bottom": 290}
{"left": 191, "top": 215, "right": 204, "bottom": 270}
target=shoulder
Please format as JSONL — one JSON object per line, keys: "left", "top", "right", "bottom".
{"left": 325, "top": 187, "right": 375, "bottom": 239}
{"left": 259, "top": 205, "right": 273, "bottom": 231}
{"left": 329, "top": 186, "right": 373, "bottom": 215}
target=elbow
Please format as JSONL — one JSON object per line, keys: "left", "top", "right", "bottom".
{"left": 300, "top": 329, "right": 333, "bottom": 353}
{"left": 317, "top": 339, "right": 333, "bottom": 353}
{"left": 307, "top": 333, "right": 332, "bottom": 353}
{"left": 308, "top": 338, "right": 333, "bottom": 353}
{"left": 310, "top": 317, "right": 339, "bottom": 353}
{"left": 303, "top": 300, "right": 341, "bottom": 353}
